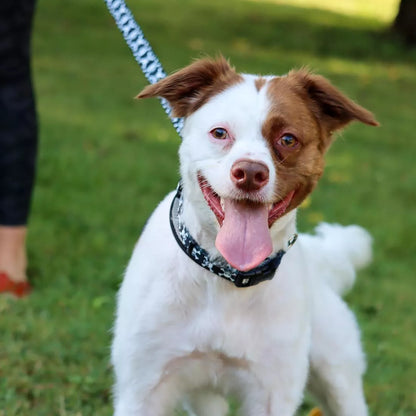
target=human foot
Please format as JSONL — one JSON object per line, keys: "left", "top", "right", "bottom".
{"left": 0, "top": 226, "right": 31, "bottom": 296}
{"left": 0, "top": 272, "right": 31, "bottom": 297}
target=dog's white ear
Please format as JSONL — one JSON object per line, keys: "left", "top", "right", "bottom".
{"left": 288, "top": 69, "right": 379, "bottom": 136}
{"left": 136, "top": 56, "right": 242, "bottom": 117}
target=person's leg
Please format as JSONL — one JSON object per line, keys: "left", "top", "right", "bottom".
{"left": 0, "top": 0, "right": 38, "bottom": 286}
{"left": 0, "top": 226, "right": 28, "bottom": 282}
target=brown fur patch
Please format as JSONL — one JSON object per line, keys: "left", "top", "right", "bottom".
{"left": 254, "top": 77, "right": 267, "bottom": 92}
{"left": 263, "top": 71, "right": 378, "bottom": 213}
{"left": 137, "top": 57, "right": 243, "bottom": 117}
{"left": 286, "top": 69, "right": 379, "bottom": 141}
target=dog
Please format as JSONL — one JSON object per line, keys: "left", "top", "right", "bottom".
{"left": 111, "top": 57, "right": 378, "bottom": 416}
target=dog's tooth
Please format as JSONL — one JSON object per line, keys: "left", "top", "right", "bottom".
{"left": 220, "top": 198, "right": 225, "bottom": 211}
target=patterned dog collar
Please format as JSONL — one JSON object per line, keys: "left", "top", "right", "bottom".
{"left": 169, "top": 183, "right": 297, "bottom": 288}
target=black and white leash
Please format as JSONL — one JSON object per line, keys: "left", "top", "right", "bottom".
{"left": 103, "top": 0, "right": 184, "bottom": 136}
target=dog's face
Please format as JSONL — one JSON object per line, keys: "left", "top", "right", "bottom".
{"left": 138, "top": 57, "right": 377, "bottom": 271}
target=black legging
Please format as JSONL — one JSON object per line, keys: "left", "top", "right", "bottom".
{"left": 0, "top": 0, "right": 37, "bottom": 226}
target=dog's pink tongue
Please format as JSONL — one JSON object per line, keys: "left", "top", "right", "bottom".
{"left": 215, "top": 199, "right": 273, "bottom": 271}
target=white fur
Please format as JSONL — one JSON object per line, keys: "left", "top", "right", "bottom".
{"left": 112, "top": 77, "right": 371, "bottom": 416}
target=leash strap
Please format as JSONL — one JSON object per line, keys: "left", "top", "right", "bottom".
{"left": 103, "top": 0, "right": 184, "bottom": 136}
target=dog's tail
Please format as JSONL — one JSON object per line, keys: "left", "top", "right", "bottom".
{"left": 300, "top": 223, "right": 373, "bottom": 296}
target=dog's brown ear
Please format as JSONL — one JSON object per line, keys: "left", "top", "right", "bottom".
{"left": 288, "top": 69, "right": 379, "bottom": 135}
{"left": 136, "top": 56, "right": 242, "bottom": 117}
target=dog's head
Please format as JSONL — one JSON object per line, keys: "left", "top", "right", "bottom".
{"left": 137, "top": 57, "right": 378, "bottom": 272}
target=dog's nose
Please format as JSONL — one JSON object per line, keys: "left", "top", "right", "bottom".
{"left": 231, "top": 159, "right": 269, "bottom": 192}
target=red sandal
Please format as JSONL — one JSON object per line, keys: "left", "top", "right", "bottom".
{"left": 0, "top": 271, "right": 31, "bottom": 297}
{"left": 308, "top": 408, "right": 323, "bottom": 416}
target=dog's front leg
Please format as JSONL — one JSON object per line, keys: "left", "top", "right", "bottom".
{"left": 112, "top": 353, "right": 175, "bottom": 416}
{"left": 113, "top": 391, "right": 158, "bottom": 416}
{"left": 112, "top": 323, "right": 183, "bottom": 416}
{"left": 240, "top": 380, "right": 308, "bottom": 416}
{"left": 238, "top": 341, "right": 310, "bottom": 416}
{"left": 241, "top": 395, "right": 301, "bottom": 416}
{"left": 113, "top": 351, "right": 185, "bottom": 416}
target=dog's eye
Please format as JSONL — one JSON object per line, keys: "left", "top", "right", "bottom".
{"left": 210, "top": 127, "right": 228, "bottom": 140}
{"left": 278, "top": 134, "right": 298, "bottom": 148}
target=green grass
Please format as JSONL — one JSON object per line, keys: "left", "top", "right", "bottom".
{"left": 1, "top": 0, "right": 415, "bottom": 414}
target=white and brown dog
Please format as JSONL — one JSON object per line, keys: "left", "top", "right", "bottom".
{"left": 111, "top": 57, "right": 378, "bottom": 416}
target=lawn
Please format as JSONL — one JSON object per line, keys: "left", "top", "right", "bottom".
{"left": 1, "top": 0, "right": 415, "bottom": 415}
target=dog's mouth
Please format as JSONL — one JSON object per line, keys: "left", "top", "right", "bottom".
{"left": 198, "top": 175, "right": 295, "bottom": 272}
